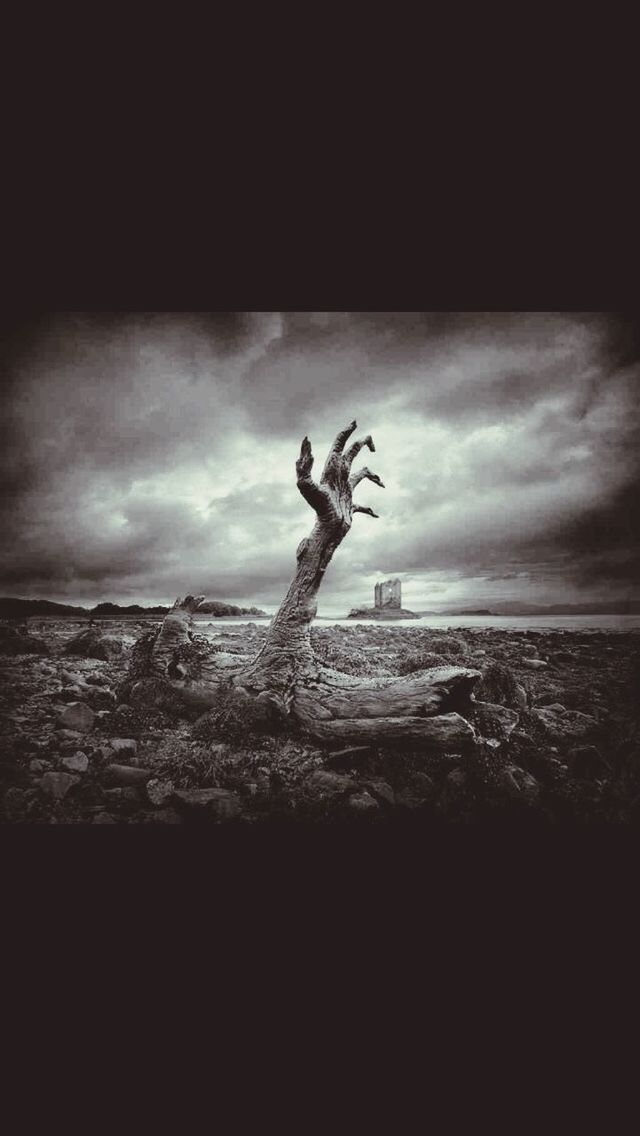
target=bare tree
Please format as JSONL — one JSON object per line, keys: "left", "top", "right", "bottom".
{"left": 142, "top": 420, "right": 479, "bottom": 747}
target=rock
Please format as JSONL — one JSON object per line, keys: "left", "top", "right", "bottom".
{"left": 173, "top": 788, "right": 241, "bottom": 820}
{"left": 56, "top": 728, "right": 84, "bottom": 743}
{"left": 305, "top": 770, "right": 358, "bottom": 797}
{"left": 60, "top": 669, "right": 86, "bottom": 686}
{"left": 40, "top": 771, "right": 79, "bottom": 800}
{"left": 395, "top": 772, "right": 436, "bottom": 810}
{"left": 533, "top": 708, "right": 598, "bottom": 742}
{"left": 103, "top": 787, "right": 140, "bottom": 804}
{"left": 515, "top": 684, "right": 528, "bottom": 711}
{"left": 474, "top": 701, "right": 519, "bottom": 741}
{"left": 62, "top": 751, "right": 89, "bottom": 773}
{"left": 146, "top": 778, "right": 175, "bottom": 807}
{"left": 57, "top": 702, "right": 95, "bottom": 733}
{"left": 543, "top": 704, "right": 567, "bottom": 714}
{"left": 497, "top": 765, "right": 540, "bottom": 805}
{"left": 0, "top": 625, "right": 50, "bottom": 656}
{"left": 476, "top": 663, "right": 521, "bottom": 708}
{"left": 536, "top": 691, "right": 565, "bottom": 707}
{"left": 57, "top": 685, "right": 90, "bottom": 702}
{"left": 104, "top": 764, "right": 151, "bottom": 786}
{"left": 446, "top": 769, "right": 467, "bottom": 788}
{"left": 360, "top": 779, "right": 395, "bottom": 806}
{"left": 348, "top": 790, "right": 380, "bottom": 813}
{"left": 84, "top": 673, "right": 110, "bottom": 686}
{"left": 109, "top": 738, "right": 138, "bottom": 758}
{"left": 521, "top": 658, "right": 548, "bottom": 669}
{"left": 29, "top": 758, "right": 48, "bottom": 774}
{"left": 93, "top": 812, "right": 117, "bottom": 824}
{"left": 62, "top": 628, "right": 122, "bottom": 661}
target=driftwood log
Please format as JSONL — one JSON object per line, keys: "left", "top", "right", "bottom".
{"left": 138, "top": 420, "right": 480, "bottom": 747}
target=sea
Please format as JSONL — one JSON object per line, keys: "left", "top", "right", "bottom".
{"left": 190, "top": 613, "right": 640, "bottom": 635}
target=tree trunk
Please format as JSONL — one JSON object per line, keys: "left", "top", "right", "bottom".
{"left": 140, "top": 421, "right": 481, "bottom": 745}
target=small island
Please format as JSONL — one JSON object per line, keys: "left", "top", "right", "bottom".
{"left": 347, "top": 578, "right": 421, "bottom": 620}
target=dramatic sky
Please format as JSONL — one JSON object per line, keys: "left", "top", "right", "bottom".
{"left": 1, "top": 312, "right": 639, "bottom": 613}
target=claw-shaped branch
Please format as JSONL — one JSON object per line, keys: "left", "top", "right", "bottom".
{"left": 296, "top": 436, "right": 329, "bottom": 515}
{"left": 329, "top": 419, "right": 358, "bottom": 456}
{"left": 349, "top": 466, "right": 385, "bottom": 491}
{"left": 345, "top": 435, "right": 375, "bottom": 468}
{"left": 352, "top": 505, "right": 379, "bottom": 518}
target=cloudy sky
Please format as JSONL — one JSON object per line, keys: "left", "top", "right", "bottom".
{"left": 1, "top": 312, "right": 639, "bottom": 614}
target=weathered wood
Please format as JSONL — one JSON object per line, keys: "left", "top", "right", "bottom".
{"left": 300, "top": 712, "right": 478, "bottom": 747}
{"left": 292, "top": 666, "right": 481, "bottom": 721}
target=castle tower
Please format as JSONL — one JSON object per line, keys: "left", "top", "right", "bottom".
{"left": 374, "top": 577, "right": 401, "bottom": 609}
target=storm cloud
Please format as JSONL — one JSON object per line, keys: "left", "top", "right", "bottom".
{"left": 1, "top": 311, "right": 638, "bottom": 613}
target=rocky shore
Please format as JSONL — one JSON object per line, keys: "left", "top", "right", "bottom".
{"left": 1, "top": 618, "right": 639, "bottom": 825}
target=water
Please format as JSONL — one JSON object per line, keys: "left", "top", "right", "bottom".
{"left": 191, "top": 613, "right": 640, "bottom": 634}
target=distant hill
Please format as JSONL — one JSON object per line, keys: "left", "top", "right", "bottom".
{"left": 197, "top": 600, "right": 268, "bottom": 617}
{"left": 0, "top": 596, "right": 267, "bottom": 620}
{"left": 436, "top": 601, "right": 640, "bottom": 616}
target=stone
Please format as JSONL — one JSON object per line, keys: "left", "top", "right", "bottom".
{"left": 446, "top": 769, "right": 467, "bottom": 788}
{"left": 40, "top": 771, "right": 79, "bottom": 800}
{"left": 497, "top": 765, "right": 540, "bottom": 805}
{"left": 360, "top": 779, "right": 395, "bottom": 806}
{"left": 56, "top": 728, "right": 84, "bottom": 743}
{"left": 104, "top": 764, "right": 151, "bottom": 786}
{"left": 104, "top": 785, "right": 139, "bottom": 801}
{"left": 521, "top": 658, "right": 548, "bottom": 669}
{"left": 58, "top": 702, "right": 95, "bottom": 734}
{"left": 474, "top": 701, "right": 519, "bottom": 741}
{"left": 348, "top": 790, "right": 380, "bottom": 812}
{"left": 29, "top": 758, "right": 48, "bottom": 774}
{"left": 93, "top": 812, "right": 117, "bottom": 824}
{"left": 395, "top": 772, "right": 437, "bottom": 810}
{"left": 0, "top": 625, "right": 50, "bottom": 656}
{"left": 84, "top": 673, "right": 110, "bottom": 687}
{"left": 305, "top": 770, "right": 358, "bottom": 796}
{"left": 63, "top": 628, "right": 122, "bottom": 661}
{"left": 515, "top": 684, "right": 528, "bottom": 711}
{"left": 62, "top": 751, "right": 89, "bottom": 773}
{"left": 146, "top": 778, "right": 175, "bottom": 807}
{"left": 173, "top": 788, "right": 242, "bottom": 819}
{"left": 109, "top": 738, "right": 138, "bottom": 758}
{"left": 533, "top": 708, "right": 598, "bottom": 742}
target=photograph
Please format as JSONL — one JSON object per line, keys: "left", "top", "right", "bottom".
{"left": 1, "top": 310, "right": 638, "bottom": 826}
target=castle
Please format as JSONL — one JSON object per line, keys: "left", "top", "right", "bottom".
{"left": 374, "top": 578, "right": 401, "bottom": 610}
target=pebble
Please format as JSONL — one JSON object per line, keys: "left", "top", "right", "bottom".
{"left": 104, "top": 764, "right": 151, "bottom": 786}
{"left": 40, "top": 771, "right": 79, "bottom": 800}
{"left": 173, "top": 788, "right": 241, "bottom": 819}
{"left": 348, "top": 790, "right": 380, "bottom": 812}
{"left": 57, "top": 702, "right": 95, "bottom": 733}
{"left": 62, "top": 751, "right": 89, "bottom": 773}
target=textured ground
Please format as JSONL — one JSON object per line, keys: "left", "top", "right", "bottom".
{"left": 1, "top": 618, "right": 639, "bottom": 825}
